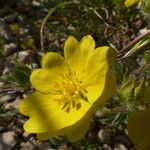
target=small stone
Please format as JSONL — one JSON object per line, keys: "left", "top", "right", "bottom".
{"left": 114, "top": 144, "right": 128, "bottom": 150}
{"left": 102, "top": 144, "right": 112, "bottom": 150}
{"left": 0, "top": 131, "right": 17, "bottom": 150}
{"left": 3, "top": 32, "right": 14, "bottom": 42}
{"left": 47, "top": 42, "right": 60, "bottom": 52}
{"left": 32, "top": 1, "right": 41, "bottom": 7}
{"left": 94, "top": 110, "right": 104, "bottom": 118}
{"left": 0, "top": 18, "right": 13, "bottom": 41}
{"left": 4, "top": 97, "right": 20, "bottom": 111}
{"left": 37, "top": 142, "right": 51, "bottom": 150}
{"left": 19, "top": 28, "right": 30, "bottom": 37}
{"left": 67, "top": 25, "right": 75, "bottom": 31}
{"left": 0, "top": 94, "right": 16, "bottom": 103}
{"left": 98, "top": 128, "right": 112, "bottom": 144}
{"left": 17, "top": 50, "right": 32, "bottom": 63}
{"left": 48, "top": 33, "right": 56, "bottom": 42}
{"left": 58, "top": 144, "right": 68, "bottom": 150}
{"left": 4, "top": 14, "right": 16, "bottom": 23}
{"left": 114, "top": 134, "right": 133, "bottom": 148}
{"left": 17, "top": 15, "right": 27, "bottom": 24}
{"left": 2, "top": 61, "right": 14, "bottom": 75}
{"left": 3, "top": 43, "right": 17, "bottom": 55}
{"left": 0, "top": 126, "right": 5, "bottom": 132}
{"left": 22, "top": 141, "right": 36, "bottom": 150}
{"left": 0, "top": 18, "right": 6, "bottom": 33}
{"left": 23, "top": 131, "right": 30, "bottom": 138}
{"left": 139, "top": 27, "right": 148, "bottom": 35}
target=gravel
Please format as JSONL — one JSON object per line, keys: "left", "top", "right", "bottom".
{"left": 0, "top": 131, "right": 17, "bottom": 150}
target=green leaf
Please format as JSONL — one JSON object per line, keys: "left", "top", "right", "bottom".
{"left": 118, "top": 77, "right": 135, "bottom": 102}
{"left": 141, "top": 0, "right": 150, "bottom": 14}
{"left": 134, "top": 79, "right": 150, "bottom": 104}
{"left": 7, "top": 61, "right": 31, "bottom": 87}
{"left": 127, "top": 109, "right": 150, "bottom": 150}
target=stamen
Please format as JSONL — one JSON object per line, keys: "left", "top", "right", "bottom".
{"left": 54, "top": 71, "right": 88, "bottom": 112}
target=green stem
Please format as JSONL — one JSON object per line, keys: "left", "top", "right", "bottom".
{"left": 40, "top": 1, "right": 79, "bottom": 52}
{"left": 118, "top": 29, "right": 150, "bottom": 58}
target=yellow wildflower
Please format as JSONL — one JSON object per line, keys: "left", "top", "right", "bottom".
{"left": 19, "top": 35, "right": 116, "bottom": 142}
{"left": 125, "top": 0, "right": 139, "bottom": 7}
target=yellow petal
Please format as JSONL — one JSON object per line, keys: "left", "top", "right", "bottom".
{"left": 82, "top": 46, "right": 116, "bottom": 105}
{"left": 127, "top": 109, "right": 150, "bottom": 150}
{"left": 37, "top": 110, "right": 93, "bottom": 141}
{"left": 66, "top": 109, "right": 92, "bottom": 142}
{"left": 64, "top": 35, "right": 95, "bottom": 80}
{"left": 19, "top": 92, "right": 92, "bottom": 133}
{"left": 30, "top": 53, "right": 68, "bottom": 93}
{"left": 41, "top": 52, "right": 65, "bottom": 68}
{"left": 125, "top": 0, "right": 138, "bottom": 7}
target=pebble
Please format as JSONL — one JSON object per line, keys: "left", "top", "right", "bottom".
{"left": 4, "top": 14, "right": 16, "bottom": 23}
{"left": 98, "top": 128, "right": 112, "bottom": 144}
{"left": 4, "top": 97, "right": 20, "bottom": 111}
{"left": 114, "top": 144, "right": 128, "bottom": 150}
{"left": 94, "top": 110, "right": 104, "bottom": 118}
{"left": 0, "top": 126, "right": 5, "bottom": 132}
{"left": 21, "top": 50, "right": 32, "bottom": 61}
{"left": 3, "top": 43, "right": 17, "bottom": 56}
{"left": 21, "top": 141, "right": 36, "bottom": 150}
{"left": 48, "top": 33, "right": 56, "bottom": 42}
{"left": 0, "top": 94, "right": 16, "bottom": 104}
{"left": 21, "top": 137, "right": 37, "bottom": 150}
{"left": 23, "top": 131, "right": 30, "bottom": 138}
{"left": 2, "top": 61, "right": 14, "bottom": 75}
{"left": 3, "top": 33, "right": 14, "bottom": 42}
{"left": 0, "top": 131, "right": 17, "bottom": 150}
{"left": 114, "top": 134, "right": 133, "bottom": 148}
{"left": 0, "top": 19, "right": 14, "bottom": 42}
{"left": 0, "top": 19, "right": 8, "bottom": 37}
{"left": 32, "top": 1, "right": 41, "bottom": 7}
{"left": 67, "top": 25, "right": 76, "bottom": 31}
{"left": 102, "top": 144, "right": 112, "bottom": 150}
{"left": 37, "top": 142, "right": 51, "bottom": 150}
{"left": 17, "top": 15, "right": 27, "bottom": 24}
{"left": 139, "top": 27, "right": 148, "bottom": 35}
{"left": 47, "top": 42, "right": 60, "bottom": 52}
{"left": 19, "top": 28, "right": 30, "bottom": 37}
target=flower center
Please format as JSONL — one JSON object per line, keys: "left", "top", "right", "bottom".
{"left": 54, "top": 71, "right": 88, "bottom": 112}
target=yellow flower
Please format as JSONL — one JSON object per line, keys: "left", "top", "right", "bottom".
{"left": 19, "top": 35, "right": 116, "bottom": 142}
{"left": 125, "top": 0, "right": 139, "bottom": 7}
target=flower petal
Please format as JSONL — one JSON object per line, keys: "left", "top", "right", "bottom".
{"left": 41, "top": 52, "right": 65, "bottom": 68}
{"left": 30, "top": 53, "right": 68, "bottom": 93}
{"left": 64, "top": 35, "right": 95, "bottom": 80}
{"left": 19, "top": 92, "right": 92, "bottom": 133}
{"left": 37, "top": 110, "right": 92, "bottom": 141}
{"left": 82, "top": 46, "right": 116, "bottom": 105}
{"left": 66, "top": 110, "right": 92, "bottom": 142}
{"left": 125, "top": 0, "right": 138, "bottom": 7}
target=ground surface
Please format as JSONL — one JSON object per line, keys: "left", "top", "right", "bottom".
{"left": 0, "top": 0, "right": 148, "bottom": 149}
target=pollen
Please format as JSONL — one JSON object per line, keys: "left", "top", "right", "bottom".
{"left": 54, "top": 71, "right": 88, "bottom": 112}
